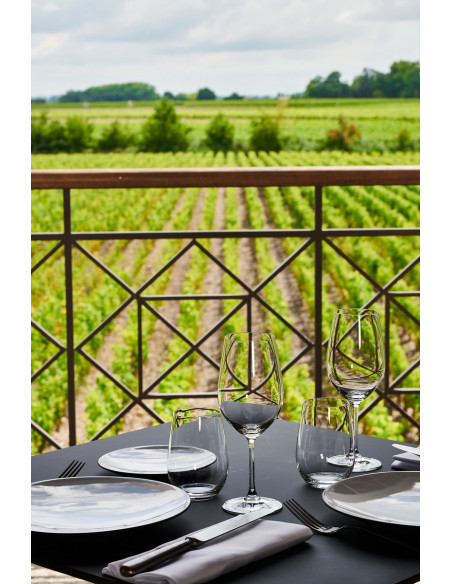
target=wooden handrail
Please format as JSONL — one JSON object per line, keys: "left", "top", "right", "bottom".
{"left": 31, "top": 165, "right": 420, "bottom": 190}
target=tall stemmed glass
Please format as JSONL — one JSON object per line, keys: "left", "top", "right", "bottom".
{"left": 327, "top": 308, "right": 385, "bottom": 472}
{"left": 218, "top": 332, "right": 283, "bottom": 514}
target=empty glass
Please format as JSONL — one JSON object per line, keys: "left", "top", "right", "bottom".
{"left": 327, "top": 308, "right": 385, "bottom": 472}
{"left": 296, "top": 398, "right": 355, "bottom": 489}
{"left": 167, "top": 408, "right": 228, "bottom": 500}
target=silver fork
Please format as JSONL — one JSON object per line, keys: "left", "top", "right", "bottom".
{"left": 284, "top": 499, "right": 419, "bottom": 551}
{"left": 285, "top": 499, "right": 349, "bottom": 535}
{"left": 58, "top": 459, "right": 85, "bottom": 478}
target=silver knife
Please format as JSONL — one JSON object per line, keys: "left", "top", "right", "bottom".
{"left": 120, "top": 506, "right": 278, "bottom": 576}
{"left": 392, "top": 443, "right": 420, "bottom": 456}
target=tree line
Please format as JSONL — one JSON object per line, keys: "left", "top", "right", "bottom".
{"left": 32, "top": 61, "right": 419, "bottom": 104}
{"left": 42, "top": 84, "right": 242, "bottom": 104}
{"left": 31, "top": 98, "right": 418, "bottom": 155}
{"left": 302, "top": 61, "right": 419, "bottom": 98}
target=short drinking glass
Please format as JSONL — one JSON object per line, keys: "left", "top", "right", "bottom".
{"left": 168, "top": 408, "right": 228, "bottom": 500}
{"left": 296, "top": 398, "right": 355, "bottom": 489}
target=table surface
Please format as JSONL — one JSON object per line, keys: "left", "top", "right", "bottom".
{"left": 31, "top": 419, "right": 420, "bottom": 584}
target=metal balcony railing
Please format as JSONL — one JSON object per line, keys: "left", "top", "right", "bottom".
{"left": 31, "top": 166, "right": 420, "bottom": 449}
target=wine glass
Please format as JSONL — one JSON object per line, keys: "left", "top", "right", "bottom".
{"left": 218, "top": 332, "right": 283, "bottom": 514}
{"left": 327, "top": 308, "right": 385, "bottom": 472}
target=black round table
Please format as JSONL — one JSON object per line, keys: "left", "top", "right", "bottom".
{"left": 31, "top": 419, "right": 420, "bottom": 584}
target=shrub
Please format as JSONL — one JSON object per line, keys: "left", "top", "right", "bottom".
{"left": 394, "top": 128, "right": 415, "bottom": 151}
{"left": 31, "top": 113, "right": 94, "bottom": 153}
{"left": 139, "top": 98, "right": 190, "bottom": 152}
{"left": 64, "top": 116, "right": 94, "bottom": 152}
{"left": 249, "top": 114, "right": 282, "bottom": 152}
{"left": 31, "top": 113, "right": 67, "bottom": 153}
{"left": 196, "top": 87, "right": 216, "bottom": 100}
{"left": 95, "top": 121, "right": 134, "bottom": 152}
{"left": 204, "top": 113, "right": 235, "bottom": 152}
{"left": 325, "top": 116, "right": 361, "bottom": 151}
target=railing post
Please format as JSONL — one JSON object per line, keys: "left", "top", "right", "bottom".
{"left": 315, "top": 185, "right": 323, "bottom": 398}
{"left": 63, "top": 188, "right": 76, "bottom": 446}
{"left": 138, "top": 299, "right": 143, "bottom": 398}
{"left": 384, "top": 292, "right": 390, "bottom": 395}
{"left": 246, "top": 296, "right": 252, "bottom": 332}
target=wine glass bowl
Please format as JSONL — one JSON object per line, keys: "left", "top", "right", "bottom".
{"left": 327, "top": 308, "right": 385, "bottom": 472}
{"left": 218, "top": 332, "right": 283, "bottom": 514}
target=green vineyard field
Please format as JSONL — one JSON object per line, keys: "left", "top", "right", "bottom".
{"left": 32, "top": 98, "right": 420, "bottom": 151}
{"left": 31, "top": 150, "right": 420, "bottom": 454}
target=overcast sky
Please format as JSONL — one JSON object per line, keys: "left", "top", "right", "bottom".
{"left": 32, "top": 0, "right": 420, "bottom": 99}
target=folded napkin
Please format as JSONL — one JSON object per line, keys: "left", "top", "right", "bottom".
{"left": 103, "top": 519, "right": 312, "bottom": 584}
{"left": 391, "top": 451, "right": 420, "bottom": 470}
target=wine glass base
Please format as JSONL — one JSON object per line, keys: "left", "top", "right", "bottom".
{"left": 222, "top": 497, "right": 282, "bottom": 515}
{"left": 351, "top": 456, "right": 382, "bottom": 472}
{"left": 328, "top": 454, "right": 382, "bottom": 473}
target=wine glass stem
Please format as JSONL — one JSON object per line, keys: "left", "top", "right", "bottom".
{"left": 350, "top": 402, "right": 360, "bottom": 456}
{"left": 246, "top": 438, "right": 259, "bottom": 501}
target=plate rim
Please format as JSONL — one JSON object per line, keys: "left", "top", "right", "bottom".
{"left": 322, "top": 470, "right": 420, "bottom": 527}
{"left": 98, "top": 444, "right": 216, "bottom": 475}
{"left": 31, "top": 475, "right": 191, "bottom": 534}
{"left": 98, "top": 444, "right": 170, "bottom": 475}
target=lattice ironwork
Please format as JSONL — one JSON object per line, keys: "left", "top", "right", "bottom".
{"left": 31, "top": 168, "right": 420, "bottom": 449}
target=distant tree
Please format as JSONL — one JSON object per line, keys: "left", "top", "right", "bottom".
{"left": 163, "top": 91, "right": 175, "bottom": 100}
{"left": 31, "top": 113, "right": 67, "bottom": 152}
{"left": 64, "top": 116, "right": 94, "bottom": 152}
{"left": 197, "top": 87, "right": 216, "bottom": 100}
{"left": 31, "top": 98, "right": 46, "bottom": 104}
{"left": 59, "top": 90, "right": 84, "bottom": 103}
{"left": 175, "top": 93, "right": 189, "bottom": 101}
{"left": 139, "top": 98, "right": 190, "bottom": 152}
{"left": 351, "top": 68, "right": 381, "bottom": 97}
{"left": 224, "top": 92, "right": 244, "bottom": 100}
{"left": 95, "top": 121, "right": 133, "bottom": 151}
{"left": 305, "top": 72, "right": 351, "bottom": 98}
{"left": 204, "top": 113, "right": 235, "bottom": 152}
{"left": 346, "top": 61, "right": 420, "bottom": 98}
{"left": 386, "top": 61, "right": 420, "bottom": 97}
{"left": 304, "top": 76, "right": 323, "bottom": 97}
{"left": 249, "top": 114, "right": 282, "bottom": 152}
{"left": 31, "top": 113, "right": 92, "bottom": 152}
{"left": 59, "top": 82, "right": 160, "bottom": 103}
{"left": 324, "top": 116, "right": 360, "bottom": 151}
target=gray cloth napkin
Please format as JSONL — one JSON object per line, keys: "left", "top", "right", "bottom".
{"left": 103, "top": 519, "right": 312, "bottom": 584}
{"left": 391, "top": 451, "right": 420, "bottom": 470}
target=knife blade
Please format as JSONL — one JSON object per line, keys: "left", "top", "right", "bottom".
{"left": 120, "top": 506, "right": 278, "bottom": 576}
{"left": 392, "top": 443, "right": 420, "bottom": 456}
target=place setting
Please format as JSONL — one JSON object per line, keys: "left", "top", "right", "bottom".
{"left": 31, "top": 309, "right": 420, "bottom": 583}
{"left": 103, "top": 331, "right": 313, "bottom": 582}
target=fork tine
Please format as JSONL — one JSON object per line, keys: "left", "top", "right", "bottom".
{"left": 72, "top": 461, "right": 85, "bottom": 476}
{"left": 59, "top": 460, "right": 85, "bottom": 478}
{"left": 289, "top": 499, "right": 325, "bottom": 529}
{"left": 59, "top": 460, "right": 77, "bottom": 478}
{"left": 284, "top": 500, "right": 318, "bottom": 530}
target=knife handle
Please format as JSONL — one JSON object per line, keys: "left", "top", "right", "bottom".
{"left": 120, "top": 538, "right": 195, "bottom": 577}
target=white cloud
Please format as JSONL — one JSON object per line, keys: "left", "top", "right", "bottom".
{"left": 31, "top": 0, "right": 420, "bottom": 97}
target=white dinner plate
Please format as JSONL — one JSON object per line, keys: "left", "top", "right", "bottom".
{"left": 31, "top": 476, "right": 190, "bottom": 534}
{"left": 322, "top": 471, "right": 420, "bottom": 526}
{"left": 98, "top": 444, "right": 216, "bottom": 475}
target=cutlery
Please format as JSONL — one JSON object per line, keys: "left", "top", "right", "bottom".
{"left": 392, "top": 444, "right": 420, "bottom": 456}
{"left": 58, "top": 460, "right": 86, "bottom": 478}
{"left": 284, "top": 499, "right": 418, "bottom": 551}
{"left": 120, "top": 506, "right": 278, "bottom": 576}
